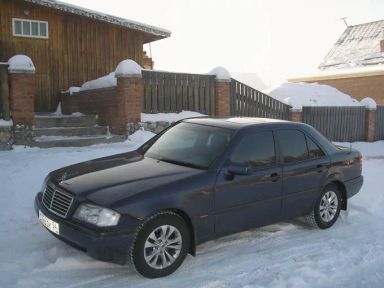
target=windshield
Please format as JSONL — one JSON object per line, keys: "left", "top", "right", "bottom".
{"left": 144, "top": 122, "right": 232, "bottom": 169}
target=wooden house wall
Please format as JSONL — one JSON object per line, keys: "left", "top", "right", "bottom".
{"left": 0, "top": 0, "right": 144, "bottom": 111}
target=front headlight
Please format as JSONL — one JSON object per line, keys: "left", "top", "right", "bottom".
{"left": 73, "top": 203, "right": 120, "bottom": 227}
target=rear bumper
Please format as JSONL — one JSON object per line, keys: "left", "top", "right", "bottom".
{"left": 34, "top": 192, "right": 135, "bottom": 265}
{"left": 344, "top": 175, "right": 364, "bottom": 199}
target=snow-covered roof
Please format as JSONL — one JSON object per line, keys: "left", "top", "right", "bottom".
{"left": 319, "top": 20, "right": 384, "bottom": 70}
{"left": 24, "top": 0, "right": 171, "bottom": 42}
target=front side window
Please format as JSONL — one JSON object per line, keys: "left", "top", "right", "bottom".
{"left": 230, "top": 131, "right": 276, "bottom": 169}
{"left": 12, "top": 18, "right": 48, "bottom": 39}
{"left": 144, "top": 123, "right": 232, "bottom": 169}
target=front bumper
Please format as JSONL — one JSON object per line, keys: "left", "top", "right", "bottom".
{"left": 34, "top": 192, "right": 135, "bottom": 265}
{"left": 344, "top": 175, "right": 364, "bottom": 199}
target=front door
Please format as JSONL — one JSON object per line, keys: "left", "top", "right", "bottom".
{"left": 214, "top": 130, "right": 283, "bottom": 236}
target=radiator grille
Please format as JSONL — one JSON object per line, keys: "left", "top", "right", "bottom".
{"left": 42, "top": 185, "right": 74, "bottom": 218}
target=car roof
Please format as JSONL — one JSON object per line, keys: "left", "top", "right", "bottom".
{"left": 183, "top": 117, "right": 300, "bottom": 130}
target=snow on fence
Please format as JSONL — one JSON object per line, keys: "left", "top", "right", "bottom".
{"left": 302, "top": 106, "right": 366, "bottom": 142}
{"left": 142, "top": 70, "right": 215, "bottom": 115}
{"left": 375, "top": 106, "right": 384, "bottom": 141}
{"left": 230, "top": 79, "right": 291, "bottom": 120}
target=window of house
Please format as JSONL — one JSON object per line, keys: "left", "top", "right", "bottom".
{"left": 230, "top": 131, "right": 276, "bottom": 169}
{"left": 12, "top": 18, "right": 48, "bottom": 39}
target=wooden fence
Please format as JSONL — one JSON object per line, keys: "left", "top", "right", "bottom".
{"left": 230, "top": 79, "right": 291, "bottom": 120}
{"left": 142, "top": 70, "right": 215, "bottom": 115}
{"left": 0, "top": 64, "right": 10, "bottom": 120}
{"left": 375, "top": 106, "right": 384, "bottom": 141}
{"left": 302, "top": 106, "right": 366, "bottom": 142}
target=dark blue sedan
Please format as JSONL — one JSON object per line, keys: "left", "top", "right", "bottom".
{"left": 35, "top": 118, "right": 363, "bottom": 278}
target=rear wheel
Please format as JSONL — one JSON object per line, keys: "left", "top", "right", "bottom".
{"left": 130, "top": 211, "right": 190, "bottom": 278}
{"left": 305, "top": 184, "right": 341, "bottom": 229}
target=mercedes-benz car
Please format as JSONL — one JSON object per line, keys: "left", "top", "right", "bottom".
{"left": 35, "top": 118, "right": 363, "bottom": 278}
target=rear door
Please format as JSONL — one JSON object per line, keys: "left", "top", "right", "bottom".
{"left": 276, "top": 129, "right": 330, "bottom": 218}
{"left": 214, "top": 129, "right": 283, "bottom": 236}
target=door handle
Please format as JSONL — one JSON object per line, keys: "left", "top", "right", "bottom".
{"left": 270, "top": 173, "right": 280, "bottom": 182}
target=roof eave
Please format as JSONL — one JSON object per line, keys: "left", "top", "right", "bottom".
{"left": 23, "top": 0, "right": 171, "bottom": 40}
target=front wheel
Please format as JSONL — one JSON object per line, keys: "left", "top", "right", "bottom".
{"left": 130, "top": 211, "right": 190, "bottom": 278}
{"left": 305, "top": 184, "right": 341, "bottom": 229}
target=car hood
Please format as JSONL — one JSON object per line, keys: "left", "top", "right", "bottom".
{"left": 48, "top": 151, "right": 203, "bottom": 207}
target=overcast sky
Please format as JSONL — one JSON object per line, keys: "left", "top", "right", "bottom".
{"left": 62, "top": 0, "right": 383, "bottom": 86}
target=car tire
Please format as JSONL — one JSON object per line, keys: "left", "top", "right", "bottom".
{"left": 130, "top": 211, "right": 190, "bottom": 278}
{"left": 305, "top": 184, "right": 341, "bottom": 229}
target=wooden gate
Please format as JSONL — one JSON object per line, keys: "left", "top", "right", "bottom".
{"left": 302, "top": 106, "right": 366, "bottom": 142}
{"left": 230, "top": 79, "right": 291, "bottom": 120}
{"left": 375, "top": 106, "right": 384, "bottom": 140}
{"left": 142, "top": 70, "right": 215, "bottom": 115}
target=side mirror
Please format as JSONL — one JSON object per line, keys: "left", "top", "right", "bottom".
{"left": 227, "top": 163, "right": 251, "bottom": 176}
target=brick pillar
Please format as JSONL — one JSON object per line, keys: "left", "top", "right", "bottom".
{"left": 9, "top": 72, "right": 35, "bottom": 126}
{"left": 111, "top": 59, "right": 144, "bottom": 135}
{"left": 365, "top": 108, "right": 376, "bottom": 142}
{"left": 214, "top": 80, "right": 231, "bottom": 117}
{"left": 112, "top": 76, "right": 143, "bottom": 135}
{"left": 290, "top": 109, "right": 302, "bottom": 122}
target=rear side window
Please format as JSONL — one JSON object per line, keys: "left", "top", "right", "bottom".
{"left": 278, "top": 130, "right": 308, "bottom": 163}
{"left": 306, "top": 137, "right": 325, "bottom": 159}
{"left": 230, "top": 131, "right": 276, "bottom": 168}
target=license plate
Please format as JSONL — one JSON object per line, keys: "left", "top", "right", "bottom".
{"left": 39, "top": 210, "right": 60, "bottom": 235}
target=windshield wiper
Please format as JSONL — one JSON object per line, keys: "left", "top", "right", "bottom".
{"left": 155, "top": 157, "right": 206, "bottom": 170}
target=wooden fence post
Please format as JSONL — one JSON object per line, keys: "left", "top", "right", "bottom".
{"left": 365, "top": 108, "right": 376, "bottom": 142}
{"left": 0, "top": 64, "right": 10, "bottom": 120}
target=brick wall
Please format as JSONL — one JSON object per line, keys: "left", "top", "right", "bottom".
{"left": 61, "top": 86, "right": 117, "bottom": 127}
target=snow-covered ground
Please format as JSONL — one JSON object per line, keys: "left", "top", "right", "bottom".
{"left": 1, "top": 135, "right": 384, "bottom": 288}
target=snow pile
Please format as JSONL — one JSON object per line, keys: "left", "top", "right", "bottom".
{"left": 115, "top": 59, "right": 142, "bottom": 76}
{"left": 231, "top": 72, "right": 268, "bottom": 91}
{"left": 126, "top": 130, "right": 155, "bottom": 143}
{"left": 80, "top": 72, "right": 117, "bottom": 91}
{"left": 65, "top": 87, "right": 81, "bottom": 95}
{"left": 208, "top": 66, "right": 231, "bottom": 80}
{"left": 267, "top": 82, "right": 376, "bottom": 110}
{"left": 7, "top": 55, "right": 35, "bottom": 72}
{"left": 141, "top": 111, "right": 206, "bottom": 122}
{"left": 360, "top": 97, "right": 377, "bottom": 109}
{"left": 0, "top": 119, "right": 12, "bottom": 126}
